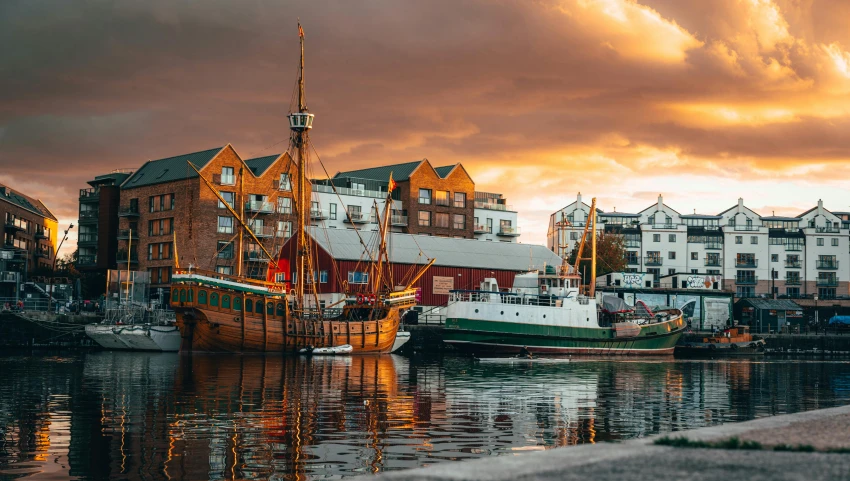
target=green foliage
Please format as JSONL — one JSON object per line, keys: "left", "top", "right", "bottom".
{"left": 774, "top": 444, "right": 816, "bottom": 452}
{"left": 654, "top": 436, "right": 762, "bottom": 451}
{"left": 566, "top": 232, "right": 627, "bottom": 284}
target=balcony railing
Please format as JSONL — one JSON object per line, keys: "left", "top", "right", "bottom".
{"left": 117, "top": 205, "right": 139, "bottom": 217}
{"left": 644, "top": 257, "right": 663, "bottom": 266}
{"left": 704, "top": 257, "right": 722, "bottom": 267}
{"left": 78, "top": 233, "right": 98, "bottom": 244}
{"left": 704, "top": 242, "right": 723, "bottom": 250}
{"left": 249, "top": 225, "right": 275, "bottom": 238}
{"left": 474, "top": 201, "right": 513, "bottom": 211}
{"left": 310, "top": 208, "right": 329, "bottom": 220}
{"left": 785, "top": 260, "right": 802, "bottom": 268}
{"left": 79, "top": 188, "right": 100, "bottom": 202}
{"left": 735, "top": 276, "right": 758, "bottom": 285}
{"left": 497, "top": 226, "right": 521, "bottom": 237}
{"left": 245, "top": 201, "right": 275, "bottom": 213}
{"left": 311, "top": 184, "right": 391, "bottom": 199}
{"left": 391, "top": 215, "right": 408, "bottom": 226}
{"left": 34, "top": 229, "right": 47, "bottom": 239}
{"left": 626, "top": 258, "right": 640, "bottom": 265}
{"left": 625, "top": 240, "right": 641, "bottom": 248}
{"left": 116, "top": 251, "right": 138, "bottom": 264}
{"left": 474, "top": 224, "right": 489, "bottom": 234}
{"left": 784, "top": 278, "right": 801, "bottom": 285}
{"left": 785, "top": 244, "right": 803, "bottom": 251}
{"left": 817, "top": 278, "right": 839, "bottom": 287}
{"left": 117, "top": 230, "right": 138, "bottom": 240}
{"left": 0, "top": 271, "right": 19, "bottom": 283}
{"left": 651, "top": 224, "right": 676, "bottom": 230}
{"left": 244, "top": 251, "right": 271, "bottom": 263}
{"left": 35, "top": 250, "right": 49, "bottom": 259}
{"left": 732, "top": 225, "right": 759, "bottom": 231}
{"left": 4, "top": 220, "right": 25, "bottom": 232}
{"left": 817, "top": 260, "right": 839, "bottom": 270}
{"left": 735, "top": 258, "right": 758, "bottom": 268}
{"left": 343, "top": 212, "right": 370, "bottom": 223}
{"left": 815, "top": 226, "right": 840, "bottom": 233}
{"left": 79, "top": 210, "right": 99, "bottom": 222}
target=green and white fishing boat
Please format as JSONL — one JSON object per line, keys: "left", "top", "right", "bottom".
{"left": 443, "top": 197, "right": 686, "bottom": 356}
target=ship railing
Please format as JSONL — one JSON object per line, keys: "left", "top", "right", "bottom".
{"left": 173, "top": 267, "right": 285, "bottom": 292}
{"left": 449, "top": 290, "right": 564, "bottom": 307}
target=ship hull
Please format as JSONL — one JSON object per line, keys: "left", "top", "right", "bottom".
{"left": 444, "top": 318, "right": 684, "bottom": 356}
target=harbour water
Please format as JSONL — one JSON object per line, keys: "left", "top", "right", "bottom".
{"left": 1, "top": 352, "right": 849, "bottom": 480}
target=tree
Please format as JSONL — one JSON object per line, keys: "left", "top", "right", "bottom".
{"left": 566, "top": 232, "right": 627, "bottom": 285}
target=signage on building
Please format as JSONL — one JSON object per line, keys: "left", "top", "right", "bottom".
{"left": 622, "top": 273, "right": 644, "bottom": 287}
{"left": 685, "top": 275, "right": 721, "bottom": 289}
{"left": 787, "top": 310, "right": 803, "bottom": 318}
{"left": 415, "top": 288, "right": 422, "bottom": 302}
{"left": 432, "top": 276, "right": 454, "bottom": 295}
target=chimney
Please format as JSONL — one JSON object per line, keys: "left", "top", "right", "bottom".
{"left": 818, "top": 199, "right": 824, "bottom": 215}
{"left": 577, "top": 192, "right": 582, "bottom": 205}
{"left": 738, "top": 197, "right": 744, "bottom": 213}
{"left": 657, "top": 194, "right": 663, "bottom": 211}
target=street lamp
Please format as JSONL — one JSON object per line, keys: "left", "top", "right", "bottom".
{"left": 814, "top": 294, "right": 819, "bottom": 333}
{"left": 47, "top": 223, "right": 74, "bottom": 313}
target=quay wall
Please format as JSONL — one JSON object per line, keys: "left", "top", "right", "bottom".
{"left": 0, "top": 312, "right": 99, "bottom": 348}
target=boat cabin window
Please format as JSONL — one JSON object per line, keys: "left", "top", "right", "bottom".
{"left": 198, "top": 290, "right": 207, "bottom": 305}
{"left": 180, "top": 289, "right": 186, "bottom": 303}
{"left": 277, "top": 303, "right": 285, "bottom": 317}
{"left": 233, "top": 297, "right": 242, "bottom": 311}
{"left": 245, "top": 299, "right": 253, "bottom": 313}
{"left": 210, "top": 292, "right": 219, "bottom": 307}
{"left": 187, "top": 289, "right": 193, "bottom": 303}
{"left": 172, "top": 289, "right": 179, "bottom": 303}
{"left": 222, "top": 295, "right": 230, "bottom": 309}
{"left": 266, "top": 302, "right": 274, "bottom": 315}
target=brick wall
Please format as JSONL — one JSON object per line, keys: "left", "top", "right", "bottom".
{"left": 403, "top": 163, "right": 474, "bottom": 238}
{"left": 0, "top": 195, "right": 57, "bottom": 273}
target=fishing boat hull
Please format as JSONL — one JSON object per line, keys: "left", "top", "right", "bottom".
{"left": 444, "top": 317, "right": 685, "bottom": 356}
{"left": 85, "top": 324, "right": 181, "bottom": 352}
{"left": 390, "top": 330, "right": 411, "bottom": 353}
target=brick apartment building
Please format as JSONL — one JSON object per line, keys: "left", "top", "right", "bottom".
{"left": 77, "top": 170, "right": 134, "bottom": 271}
{"left": 0, "top": 184, "right": 59, "bottom": 299}
{"left": 115, "top": 145, "right": 302, "bottom": 296}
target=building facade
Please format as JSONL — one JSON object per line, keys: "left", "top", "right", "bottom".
{"left": 549, "top": 193, "right": 850, "bottom": 299}
{"left": 77, "top": 170, "right": 134, "bottom": 271}
{"left": 310, "top": 159, "right": 519, "bottom": 242}
{"left": 115, "top": 145, "right": 303, "bottom": 297}
{"left": 0, "top": 184, "right": 59, "bottom": 300}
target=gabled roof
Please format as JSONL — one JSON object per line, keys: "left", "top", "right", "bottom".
{"left": 306, "top": 227, "right": 561, "bottom": 271}
{"left": 0, "top": 184, "right": 57, "bottom": 221}
{"left": 738, "top": 298, "right": 802, "bottom": 310}
{"left": 333, "top": 160, "right": 425, "bottom": 182}
{"left": 122, "top": 147, "right": 223, "bottom": 189}
{"left": 245, "top": 154, "right": 283, "bottom": 177}
{"left": 434, "top": 165, "right": 456, "bottom": 178}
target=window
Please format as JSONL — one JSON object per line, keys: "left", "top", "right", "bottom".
{"left": 435, "top": 213, "right": 450, "bottom": 228}
{"left": 148, "top": 193, "right": 175, "bottom": 213}
{"left": 148, "top": 218, "right": 174, "bottom": 236}
{"left": 348, "top": 271, "right": 369, "bottom": 284}
{"left": 219, "top": 192, "right": 235, "bottom": 209}
{"left": 347, "top": 205, "right": 362, "bottom": 221}
{"left": 210, "top": 293, "right": 219, "bottom": 307}
{"left": 217, "top": 241, "right": 233, "bottom": 259}
{"left": 218, "top": 216, "right": 234, "bottom": 234}
{"left": 668, "top": 251, "right": 676, "bottom": 260}
{"left": 435, "top": 190, "right": 450, "bottom": 206}
{"left": 668, "top": 269, "right": 675, "bottom": 276}
{"left": 221, "top": 167, "right": 235, "bottom": 185}
{"left": 735, "top": 236, "right": 743, "bottom": 244}
{"left": 668, "top": 234, "right": 676, "bottom": 242}
{"left": 233, "top": 297, "right": 242, "bottom": 311}
{"left": 222, "top": 295, "right": 231, "bottom": 309}
{"left": 419, "top": 189, "right": 432, "bottom": 204}
{"left": 691, "top": 252, "right": 698, "bottom": 260}
{"left": 625, "top": 251, "right": 639, "bottom": 264}
{"left": 216, "top": 266, "right": 233, "bottom": 275}
{"left": 267, "top": 302, "right": 274, "bottom": 315}
{"left": 277, "top": 221, "right": 292, "bottom": 238}
{"left": 832, "top": 238, "right": 839, "bottom": 247}
{"left": 147, "top": 243, "right": 172, "bottom": 260}
{"left": 786, "top": 287, "right": 800, "bottom": 297}
{"left": 771, "top": 254, "right": 778, "bottom": 262}
{"left": 307, "top": 270, "right": 329, "bottom": 284}
{"left": 277, "top": 197, "right": 292, "bottom": 214}
{"left": 570, "top": 232, "right": 580, "bottom": 241}
{"left": 453, "top": 214, "right": 465, "bottom": 230}
{"left": 454, "top": 192, "right": 466, "bottom": 208}
{"left": 653, "top": 234, "right": 661, "bottom": 242}
{"left": 418, "top": 211, "right": 431, "bottom": 227}
{"left": 148, "top": 266, "right": 172, "bottom": 284}
{"left": 691, "top": 269, "right": 698, "bottom": 274}
{"left": 486, "top": 218, "right": 493, "bottom": 233}
{"left": 245, "top": 299, "right": 253, "bottom": 313}
{"left": 198, "top": 290, "right": 207, "bottom": 304}
{"left": 750, "top": 236, "right": 758, "bottom": 244}
{"left": 278, "top": 173, "right": 291, "bottom": 191}
{"left": 329, "top": 203, "right": 337, "bottom": 220}
{"left": 817, "top": 238, "right": 824, "bottom": 246}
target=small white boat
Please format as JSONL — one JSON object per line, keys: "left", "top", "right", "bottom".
{"left": 390, "top": 330, "right": 411, "bottom": 353}
{"left": 299, "top": 344, "right": 354, "bottom": 355}
{"left": 475, "top": 357, "right": 571, "bottom": 364}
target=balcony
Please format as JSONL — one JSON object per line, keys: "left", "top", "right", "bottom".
{"left": 79, "top": 210, "right": 99, "bottom": 224}
{"left": 733, "top": 225, "right": 760, "bottom": 231}
{"left": 4, "top": 219, "right": 25, "bottom": 232}
{"left": 473, "top": 224, "right": 489, "bottom": 234}
{"left": 249, "top": 225, "right": 275, "bottom": 238}
{"left": 79, "top": 188, "right": 100, "bottom": 203}
{"left": 704, "top": 242, "right": 723, "bottom": 250}
{"left": 117, "top": 230, "right": 138, "bottom": 240}
{"left": 815, "top": 226, "right": 840, "bottom": 233}
{"left": 245, "top": 201, "right": 275, "bottom": 214}
{"left": 735, "top": 258, "right": 758, "bottom": 268}
{"left": 644, "top": 257, "right": 664, "bottom": 266}
{"left": 704, "top": 257, "right": 722, "bottom": 267}
{"left": 118, "top": 206, "right": 140, "bottom": 218}
{"left": 78, "top": 233, "right": 98, "bottom": 245}
{"left": 817, "top": 278, "right": 839, "bottom": 287}
{"left": 116, "top": 250, "right": 138, "bottom": 265}
{"left": 34, "top": 229, "right": 47, "bottom": 239}
{"left": 343, "top": 212, "right": 370, "bottom": 224}
{"left": 625, "top": 240, "right": 641, "bottom": 249}
{"left": 785, "top": 260, "right": 802, "bottom": 268}
{"left": 244, "top": 251, "right": 272, "bottom": 263}
{"left": 34, "top": 250, "right": 50, "bottom": 259}
{"left": 213, "top": 173, "right": 236, "bottom": 186}
{"left": 651, "top": 224, "right": 676, "bottom": 230}
{"left": 784, "top": 278, "right": 801, "bottom": 285}
{"left": 735, "top": 276, "right": 758, "bottom": 285}
{"left": 626, "top": 258, "right": 640, "bottom": 266}
{"left": 817, "top": 260, "right": 839, "bottom": 270}
{"left": 474, "top": 200, "right": 513, "bottom": 211}
{"left": 310, "top": 208, "right": 329, "bottom": 220}
{"left": 1, "top": 250, "right": 25, "bottom": 262}
{"left": 391, "top": 215, "right": 408, "bottom": 226}
{"left": 0, "top": 271, "right": 19, "bottom": 283}
{"left": 311, "top": 183, "right": 394, "bottom": 200}
{"left": 497, "top": 226, "right": 521, "bottom": 237}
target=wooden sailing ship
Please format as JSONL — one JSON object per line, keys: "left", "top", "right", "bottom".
{"left": 169, "top": 23, "right": 432, "bottom": 353}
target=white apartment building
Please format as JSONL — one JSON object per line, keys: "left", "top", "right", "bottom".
{"left": 548, "top": 194, "right": 849, "bottom": 299}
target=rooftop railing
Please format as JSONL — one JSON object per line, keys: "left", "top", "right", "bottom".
{"left": 474, "top": 200, "right": 514, "bottom": 211}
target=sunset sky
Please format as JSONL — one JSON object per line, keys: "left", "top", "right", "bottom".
{"left": 3, "top": 0, "right": 850, "bottom": 250}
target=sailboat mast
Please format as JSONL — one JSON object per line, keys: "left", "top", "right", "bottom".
{"left": 295, "top": 22, "right": 308, "bottom": 307}
{"left": 590, "top": 197, "right": 597, "bottom": 298}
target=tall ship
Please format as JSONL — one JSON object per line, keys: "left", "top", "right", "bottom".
{"left": 169, "top": 24, "right": 431, "bottom": 354}
{"left": 443, "top": 198, "right": 686, "bottom": 355}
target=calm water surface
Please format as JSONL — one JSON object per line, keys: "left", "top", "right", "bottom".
{"left": 1, "top": 352, "right": 849, "bottom": 480}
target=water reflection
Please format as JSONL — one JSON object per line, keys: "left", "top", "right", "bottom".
{"left": 0, "top": 353, "right": 848, "bottom": 480}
